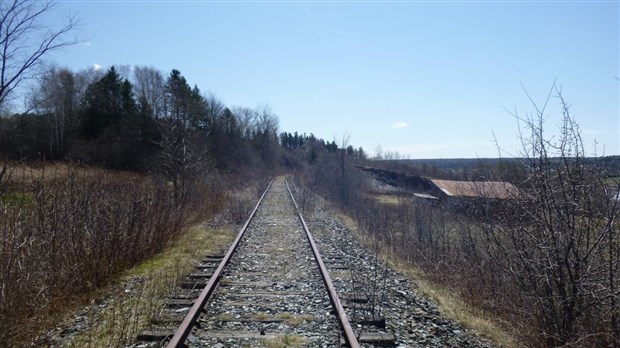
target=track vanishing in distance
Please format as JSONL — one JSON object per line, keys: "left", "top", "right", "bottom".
{"left": 143, "top": 178, "right": 390, "bottom": 347}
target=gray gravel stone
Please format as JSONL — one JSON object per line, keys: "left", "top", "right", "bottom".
{"left": 300, "top": 190, "right": 496, "bottom": 348}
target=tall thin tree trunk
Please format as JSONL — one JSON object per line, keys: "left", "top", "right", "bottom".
{"left": 610, "top": 222, "right": 619, "bottom": 348}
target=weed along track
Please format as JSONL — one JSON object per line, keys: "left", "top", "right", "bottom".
{"left": 133, "top": 178, "right": 393, "bottom": 347}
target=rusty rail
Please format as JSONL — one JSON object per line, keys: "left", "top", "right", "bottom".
{"left": 166, "top": 179, "right": 274, "bottom": 348}
{"left": 285, "top": 180, "right": 361, "bottom": 348}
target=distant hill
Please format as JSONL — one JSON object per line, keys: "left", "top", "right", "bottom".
{"left": 371, "top": 156, "right": 620, "bottom": 180}
{"left": 378, "top": 156, "right": 620, "bottom": 178}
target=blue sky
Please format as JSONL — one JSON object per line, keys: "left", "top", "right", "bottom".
{"left": 45, "top": 0, "right": 618, "bottom": 158}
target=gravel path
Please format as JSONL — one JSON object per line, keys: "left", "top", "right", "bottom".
{"left": 191, "top": 179, "right": 341, "bottom": 347}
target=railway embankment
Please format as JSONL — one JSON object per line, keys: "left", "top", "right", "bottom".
{"left": 39, "top": 178, "right": 496, "bottom": 348}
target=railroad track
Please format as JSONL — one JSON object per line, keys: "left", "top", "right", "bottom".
{"left": 134, "top": 178, "right": 394, "bottom": 347}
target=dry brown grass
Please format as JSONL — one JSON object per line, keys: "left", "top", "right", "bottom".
{"left": 279, "top": 313, "right": 315, "bottom": 326}
{"left": 371, "top": 194, "right": 402, "bottom": 205}
{"left": 361, "top": 191, "right": 407, "bottom": 206}
{"left": 262, "top": 334, "right": 306, "bottom": 348}
{"left": 2, "top": 161, "right": 143, "bottom": 187}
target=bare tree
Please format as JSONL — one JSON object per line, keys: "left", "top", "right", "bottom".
{"left": 134, "top": 66, "right": 165, "bottom": 118}
{"left": 490, "top": 84, "right": 620, "bottom": 346}
{"left": 114, "top": 64, "right": 133, "bottom": 81}
{"left": 0, "top": 157, "right": 12, "bottom": 191}
{"left": 252, "top": 104, "right": 279, "bottom": 165}
{"left": 374, "top": 145, "right": 384, "bottom": 160}
{"left": 28, "top": 66, "right": 76, "bottom": 157}
{"left": 157, "top": 122, "right": 206, "bottom": 202}
{"left": 231, "top": 106, "right": 257, "bottom": 138}
{"left": 255, "top": 104, "right": 279, "bottom": 137}
{"left": 204, "top": 92, "right": 226, "bottom": 119}
{"left": 73, "top": 67, "right": 103, "bottom": 106}
{"left": 157, "top": 69, "right": 209, "bottom": 200}
{"left": 0, "top": 0, "right": 80, "bottom": 108}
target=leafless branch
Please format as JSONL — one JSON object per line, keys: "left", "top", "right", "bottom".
{"left": 0, "top": 0, "right": 80, "bottom": 107}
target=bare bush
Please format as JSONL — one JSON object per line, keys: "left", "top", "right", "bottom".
{"left": 0, "top": 164, "right": 210, "bottom": 343}
{"left": 484, "top": 87, "right": 620, "bottom": 346}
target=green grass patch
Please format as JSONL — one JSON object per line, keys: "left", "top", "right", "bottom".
{"left": 606, "top": 176, "right": 620, "bottom": 186}
{"left": 0, "top": 192, "right": 34, "bottom": 207}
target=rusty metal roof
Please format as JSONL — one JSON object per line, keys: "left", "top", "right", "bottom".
{"left": 430, "top": 179, "right": 521, "bottom": 199}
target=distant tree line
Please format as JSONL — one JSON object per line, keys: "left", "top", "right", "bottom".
{"left": 279, "top": 131, "right": 367, "bottom": 163}
{"left": 0, "top": 66, "right": 283, "bottom": 172}
{"left": 0, "top": 63, "right": 377, "bottom": 199}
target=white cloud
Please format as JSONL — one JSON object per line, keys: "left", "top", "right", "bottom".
{"left": 93, "top": 63, "right": 102, "bottom": 71}
{"left": 391, "top": 122, "right": 409, "bottom": 129}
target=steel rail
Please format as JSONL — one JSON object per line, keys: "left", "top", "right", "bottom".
{"left": 285, "top": 180, "right": 361, "bottom": 348}
{"left": 166, "top": 179, "right": 275, "bottom": 348}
